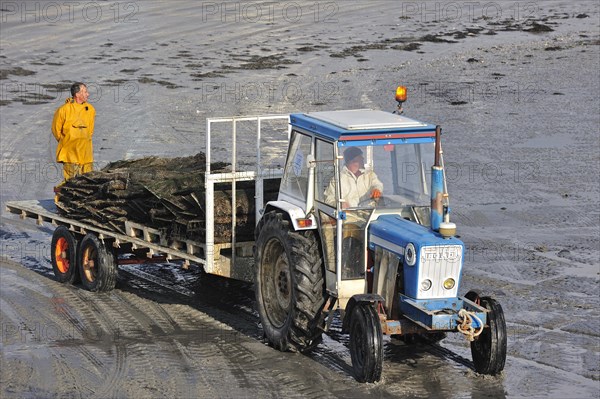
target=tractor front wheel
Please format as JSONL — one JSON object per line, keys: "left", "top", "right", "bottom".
{"left": 471, "top": 297, "right": 507, "bottom": 375}
{"left": 349, "top": 303, "right": 383, "bottom": 383}
{"left": 78, "top": 233, "right": 118, "bottom": 292}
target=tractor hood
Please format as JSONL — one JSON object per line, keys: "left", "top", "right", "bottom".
{"left": 368, "top": 215, "right": 465, "bottom": 299}
{"left": 368, "top": 215, "right": 463, "bottom": 255}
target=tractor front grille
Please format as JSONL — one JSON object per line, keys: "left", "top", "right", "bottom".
{"left": 417, "top": 245, "right": 463, "bottom": 299}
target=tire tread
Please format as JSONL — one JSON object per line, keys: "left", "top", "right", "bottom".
{"left": 471, "top": 297, "right": 507, "bottom": 375}
{"left": 78, "top": 233, "right": 118, "bottom": 293}
{"left": 254, "top": 211, "right": 327, "bottom": 352}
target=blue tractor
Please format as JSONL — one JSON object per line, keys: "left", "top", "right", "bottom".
{"left": 254, "top": 87, "right": 507, "bottom": 382}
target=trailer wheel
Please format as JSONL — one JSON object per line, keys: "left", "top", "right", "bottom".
{"left": 78, "top": 233, "right": 118, "bottom": 292}
{"left": 51, "top": 226, "right": 79, "bottom": 284}
{"left": 254, "top": 211, "right": 326, "bottom": 352}
{"left": 471, "top": 297, "right": 507, "bottom": 375}
{"left": 349, "top": 303, "right": 383, "bottom": 383}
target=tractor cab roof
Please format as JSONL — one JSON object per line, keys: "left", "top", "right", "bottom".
{"left": 289, "top": 109, "right": 437, "bottom": 142}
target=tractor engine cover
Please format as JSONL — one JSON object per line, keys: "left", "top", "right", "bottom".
{"left": 368, "top": 215, "right": 465, "bottom": 300}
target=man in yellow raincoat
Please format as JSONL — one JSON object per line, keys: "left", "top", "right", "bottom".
{"left": 52, "top": 82, "right": 96, "bottom": 182}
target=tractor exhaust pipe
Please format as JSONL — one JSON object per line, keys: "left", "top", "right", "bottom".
{"left": 431, "top": 126, "right": 444, "bottom": 232}
{"left": 431, "top": 125, "right": 457, "bottom": 238}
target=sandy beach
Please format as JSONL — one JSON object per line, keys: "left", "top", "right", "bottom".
{"left": 1, "top": 1, "right": 599, "bottom": 397}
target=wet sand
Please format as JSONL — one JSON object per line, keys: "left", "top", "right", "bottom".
{"left": 1, "top": 1, "right": 599, "bottom": 397}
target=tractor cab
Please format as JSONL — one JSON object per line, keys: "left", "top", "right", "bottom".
{"left": 286, "top": 109, "right": 444, "bottom": 307}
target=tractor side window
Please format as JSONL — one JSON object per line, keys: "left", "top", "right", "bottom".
{"left": 280, "top": 131, "right": 311, "bottom": 201}
{"left": 315, "top": 140, "right": 336, "bottom": 207}
{"left": 393, "top": 143, "right": 434, "bottom": 203}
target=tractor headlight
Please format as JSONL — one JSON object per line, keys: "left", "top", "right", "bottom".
{"left": 443, "top": 278, "right": 456, "bottom": 290}
{"left": 405, "top": 243, "right": 416, "bottom": 266}
{"left": 420, "top": 279, "right": 432, "bottom": 291}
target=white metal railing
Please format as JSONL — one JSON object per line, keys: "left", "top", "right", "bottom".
{"left": 204, "top": 115, "right": 290, "bottom": 273}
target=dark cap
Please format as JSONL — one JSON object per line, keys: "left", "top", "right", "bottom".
{"left": 343, "top": 147, "right": 363, "bottom": 164}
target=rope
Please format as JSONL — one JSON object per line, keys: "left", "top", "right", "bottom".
{"left": 457, "top": 309, "right": 485, "bottom": 341}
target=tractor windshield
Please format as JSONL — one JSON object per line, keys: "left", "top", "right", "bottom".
{"left": 336, "top": 142, "right": 435, "bottom": 211}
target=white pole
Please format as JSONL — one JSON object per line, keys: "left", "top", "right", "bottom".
{"left": 205, "top": 119, "right": 215, "bottom": 273}
{"left": 256, "top": 117, "right": 263, "bottom": 225}
{"left": 231, "top": 119, "right": 237, "bottom": 268}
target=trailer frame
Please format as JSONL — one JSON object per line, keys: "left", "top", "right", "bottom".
{"left": 5, "top": 114, "right": 290, "bottom": 282}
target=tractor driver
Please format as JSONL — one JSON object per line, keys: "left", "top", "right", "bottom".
{"left": 325, "top": 146, "right": 383, "bottom": 208}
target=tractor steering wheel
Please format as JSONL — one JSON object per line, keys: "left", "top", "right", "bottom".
{"left": 357, "top": 196, "right": 387, "bottom": 208}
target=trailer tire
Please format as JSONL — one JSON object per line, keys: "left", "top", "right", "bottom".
{"left": 254, "top": 211, "right": 326, "bottom": 353}
{"left": 78, "top": 233, "right": 118, "bottom": 292}
{"left": 51, "top": 226, "right": 79, "bottom": 284}
{"left": 349, "top": 303, "right": 383, "bottom": 383}
{"left": 471, "top": 297, "right": 507, "bottom": 375}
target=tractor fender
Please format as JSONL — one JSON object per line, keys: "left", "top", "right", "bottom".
{"left": 262, "top": 201, "right": 317, "bottom": 231}
{"left": 342, "top": 294, "right": 385, "bottom": 334}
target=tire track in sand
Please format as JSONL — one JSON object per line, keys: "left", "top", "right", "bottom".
{"left": 0, "top": 278, "right": 85, "bottom": 398}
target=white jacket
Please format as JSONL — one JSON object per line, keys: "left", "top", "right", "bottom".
{"left": 324, "top": 166, "right": 384, "bottom": 207}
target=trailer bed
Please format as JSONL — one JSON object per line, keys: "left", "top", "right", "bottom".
{"left": 5, "top": 199, "right": 255, "bottom": 281}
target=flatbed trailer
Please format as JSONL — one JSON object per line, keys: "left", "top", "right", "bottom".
{"left": 5, "top": 115, "right": 290, "bottom": 285}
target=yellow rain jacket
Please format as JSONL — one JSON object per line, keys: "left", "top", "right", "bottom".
{"left": 52, "top": 98, "right": 95, "bottom": 164}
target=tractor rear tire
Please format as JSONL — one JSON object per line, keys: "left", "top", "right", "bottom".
{"left": 51, "top": 226, "right": 79, "bottom": 284}
{"left": 254, "top": 211, "right": 326, "bottom": 352}
{"left": 349, "top": 303, "right": 383, "bottom": 383}
{"left": 78, "top": 233, "right": 118, "bottom": 292}
{"left": 471, "top": 297, "right": 507, "bottom": 375}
